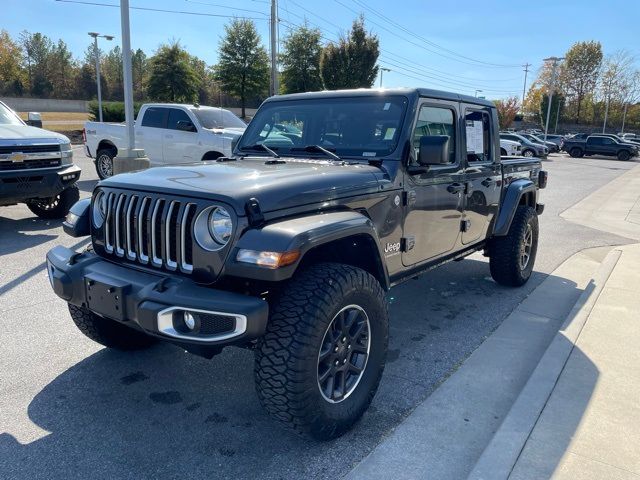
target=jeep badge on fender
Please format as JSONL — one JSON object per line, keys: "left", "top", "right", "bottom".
{"left": 46, "top": 88, "right": 545, "bottom": 440}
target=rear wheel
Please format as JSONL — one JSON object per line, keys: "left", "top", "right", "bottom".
{"left": 68, "top": 304, "right": 158, "bottom": 350}
{"left": 96, "top": 148, "right": 116, "bottom": 179}
{"left": 255, "top": 263, "right": 388, "bottom": 440}
{"left": 617, "top": 150, "right": 630, "bottom": 161}
{"left": 489, "top": 206, "right": 538, "bottom": 287}
{"left": 500, "top": 148, "right": 507, "bottom": 156}
{"left": 26, "top": 184, "right": 79, "bottom": 220}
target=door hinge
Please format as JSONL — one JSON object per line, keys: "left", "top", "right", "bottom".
{"left": 460, "top": 219, "right": 471, "bottom": 232}
{"left": 403, "top": 190, "right": 417, "bottom": 206}
{"left": 401, "top": 236, "right": 415, "bottom": 252}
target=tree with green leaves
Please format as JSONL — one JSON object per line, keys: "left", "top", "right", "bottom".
{"left": 215, "top": 19, "right": 269, "bottom": 118}
{"left": 0, "top": 30, "right": 25, "bottom": 95}
{"left": 20, "top": 31, "right": 54, "bottom": 97}
{"left": 48, "top": 39, "right": 75, "bottom": 98}
{"left": 280, "top": 23, "right": 323, "bottom": 94}
{"left": 562, "top": 41, "right": 603, "bottom": 124}
{"left": 102, "top": 45, "right": 124, "bottom": 100}
{"left": 320, "top": 16, "right": 379, "bottom": 90}
{"left": 132, "top": 48, "right": 148, "bottom": 101}
{"left": 147, "top": 41, "right": 200, "bottom": 103}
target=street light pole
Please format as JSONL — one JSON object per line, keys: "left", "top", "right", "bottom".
{"left": 270, "top": 0, "right": 278, "bottom": 96}
{"left": 379, "top": 67, "right": 391, "bottom": 88}
{"left": 88, "top": 32, "right": 113, "bottom": 122}
{"left": 543, "top": 56, "right": 564, "bottom": 143}
{"left": 475, "top": 89, "right": 483, "bottom": 98}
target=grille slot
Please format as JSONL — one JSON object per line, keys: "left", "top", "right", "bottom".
{"left": 0, "top": 144, "right": 61, "bottom": 154}
{"left": 102, "top": 192, "right": 195, "bottom": 273}
{"left": 196, "top": 313, "right": 236, "bottom": 336}
{"left": 0, "top": 158, "right": 61, "bottom": 171}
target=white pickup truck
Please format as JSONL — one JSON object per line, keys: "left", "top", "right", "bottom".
{"left": 84, "top": 103, "right": 246, "bottom": 179}
{"left": 500, "top": 138, "right": 521, "bottom": 157}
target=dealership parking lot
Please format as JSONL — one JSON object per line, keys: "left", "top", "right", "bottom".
{"left": 0, "top": 148, "right": 637, "bottom": 480}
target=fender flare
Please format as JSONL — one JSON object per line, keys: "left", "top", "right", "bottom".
{"left": 492, "top": 179, "right": 536, "bottom": 236}
{"left": 224, "top": 210, "right": 390, "bottom": 288}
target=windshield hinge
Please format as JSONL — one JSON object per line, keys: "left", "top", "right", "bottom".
{"left": 245, "top": 197, "right": 265, "bottom": 227}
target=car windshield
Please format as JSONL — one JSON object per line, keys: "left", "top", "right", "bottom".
{"left": 237, "top": 95, "right": 409, "bottom": 159}
{"left": 0, "top": 103, "right": 25, "bottom": 126}
{"left": 191, "top": 108, "right": 246, "bottom": 129}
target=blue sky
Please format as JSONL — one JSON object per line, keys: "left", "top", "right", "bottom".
{"left": 4, "top": 0, "right": 640, "bottom": 99}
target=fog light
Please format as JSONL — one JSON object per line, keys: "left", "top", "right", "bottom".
{"left": 183, "top": 311, "right": 196, "bottom": 330}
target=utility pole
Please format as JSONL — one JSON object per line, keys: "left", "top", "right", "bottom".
{"left": 379, "top": 67, "right": 390, "bottom": 88}
{"left": 554, "top": 98, "right": 561, "bottom": 133}
{"left": 88, "top": 32, "right": 114, "bottom": 122}
{"left": 602, "top": 79, "right": 613, "bottom": 134}
{"left": 621, "top": 102, "right": 628, "bottom": 134}
{"left": 113, "top": 0, "right": 149, "bottom": 175}
{"left": 270, "top": 0, "right": 278, "bottom": 96}
{"left": 521, "top": 63, "right": 531, "bottom": 113}
{"left": 543, "top": 57, "right": 563, "bottom": 143}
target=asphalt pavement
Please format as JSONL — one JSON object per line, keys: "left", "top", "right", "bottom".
{"left": 0, "top": 149, "right": 637, "bottom": 480}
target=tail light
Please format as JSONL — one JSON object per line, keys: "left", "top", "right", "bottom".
{"left": 538, "top": 171, "right": 548, "bottom": 189}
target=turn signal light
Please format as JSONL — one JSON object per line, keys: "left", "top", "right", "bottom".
{"left": 236, "top": 249, "right": 300, "bottom": 269}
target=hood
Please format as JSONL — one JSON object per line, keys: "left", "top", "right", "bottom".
{"left": 0, "top": 124, "right": 70, "bottom": 143}
{"left": 100, "top": 158, "right": 383, "bottom": 215}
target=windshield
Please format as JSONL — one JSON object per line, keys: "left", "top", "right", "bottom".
{"left": 191, "top": 108, "right": 246, "bottom": 129}
{"left": 237, "top": 95, "right": 409, "bottom": 159}
{"left": 0, "top": 103, "right": 25, "bottom": 126}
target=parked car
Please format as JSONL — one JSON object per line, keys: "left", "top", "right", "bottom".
{"left": 500, "top": 132, "right": 548, "bottom": 157}
{"left": 542, "top": 134, "right": 565, "bottom": 149}
{"left": 518, "top": 133, "right": 559, "bottom": 153}
{"left": 619, "top": 133, "right": 636, "bottom": 140}
{"left": 500, "top": 138, "right": 521, "bottom": 156}
{"left": 597, "top": 133, "right": 640, "bottom": 148}
{"left": 84, "top": 103, "right": 247, "bottom": 179}
{"left": 49, "top": 87, "right": 546, "bottom": 440}
{"left": 562, "top": 134, "right": 639, "bottom": 161}
{"left": 0, "top": 100, "right": 80, "bottom": 218}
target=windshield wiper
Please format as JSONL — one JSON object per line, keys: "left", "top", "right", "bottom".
{"left": 239, "top": 143, "right": 280, "bottom": 158}
{"left": 292, "top": 145, "right": 341, "bottom": 161}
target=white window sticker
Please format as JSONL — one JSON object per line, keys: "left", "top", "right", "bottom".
{"left": 466, "top": 120, "right": 484, "bottom": 153}
{"left": 383, "top": 102, "right": 391, "bottom": 111}
{"left": 362, "top": 151, "right": 377, "bottom": 157}
{"left": 384, "top": 128, "right": 396, "bottom": 140}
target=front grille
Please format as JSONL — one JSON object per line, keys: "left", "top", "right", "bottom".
{"left": 0, "top": 158, "right": 61, "bottom": 171}
{"left": 102, "top": 192, "right": 196, "bottom": 273}
{"left": 0, "top": 144, "right": 61, "bottom": 154}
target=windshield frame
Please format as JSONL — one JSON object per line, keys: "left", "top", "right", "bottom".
{"left": 236, "top": 95, "right": 411, "bottom": 161}
{"left": 0, "top": 102, "right": 26, "bottom": 126}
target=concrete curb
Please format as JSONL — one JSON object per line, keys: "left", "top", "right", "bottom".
{"left": 467, "top": 248, "right": 622, "bottom": 480}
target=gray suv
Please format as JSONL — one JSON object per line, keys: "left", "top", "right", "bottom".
{"left": 500, "top": 133, "right": 548, "bottom": 158}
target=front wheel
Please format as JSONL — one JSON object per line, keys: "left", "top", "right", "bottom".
{"left": 522, "top": 149, "right": 534, "bottom": 157}
{"left": 26, "top": 184, "right": 79, "bottom": 219}
{"left": 255, "top": 263, "right": 388, "bottom": 440}
{"left": 489, "top": 206, "right": 539, "bottom": 287}
{"left": 617, "top": 150, "right": 631, "bottom": 161}
{"left": 500, "top": 148, "right": 507, "bottom": 156}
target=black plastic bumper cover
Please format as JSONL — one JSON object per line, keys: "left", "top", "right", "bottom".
{"left": 46, "top": 246, "right": 269, "bottom": 347}
{"left": 0, "top": 165, "right": 81, "bottom": 205}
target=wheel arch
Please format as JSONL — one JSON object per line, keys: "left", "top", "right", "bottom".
{"left": 202, "top": 151, "right": 224, "bottom": 161}
{"left": 225, "top": 210, "right": 390, "bottom": 290}
{"left": 492, "top": 179, "right": 537, "bottom": 236}
{"left": 97, "top": 140, "right": 118, "bottom": 155}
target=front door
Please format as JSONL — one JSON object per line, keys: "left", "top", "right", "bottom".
{"left": 462, "top": 107, "right": 502, "bottom": 244}
{"left": 402, "top": 101, "right": 464, "bottom": 266}
{"left": 163, "top": 108, "right": 199, "bottom": 164}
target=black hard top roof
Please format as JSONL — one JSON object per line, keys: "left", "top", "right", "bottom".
{"left": 263, "top": 88, "right": 495, "bottom": 108}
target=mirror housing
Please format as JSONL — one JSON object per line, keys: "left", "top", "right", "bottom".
{"left": 418, "top": 135, "right": 450, "bottom": 166}
{"left": 62, "top": 198, "right": 91, "bottom": 237}
{"left": 26, "top": 112, "right": 42, "bottom": 128}
{"left": 176, "top": 120, "right": 197, "bottom": 132}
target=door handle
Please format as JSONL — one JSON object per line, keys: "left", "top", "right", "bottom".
{"left": 481, "top": 178, "right": 495, "bottom": 187}
{"left": 447, "top": 183, "right": 465, "bottom": 194}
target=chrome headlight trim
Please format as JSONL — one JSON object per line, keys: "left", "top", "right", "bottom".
{"left": 92, "top": 190, "right": 107, "bottom": 228}
{"left": 193, "top": 205, "right": 234, "bottom": 251}
{"left": 209, "top": 207, "right": 233, "bottom": 245}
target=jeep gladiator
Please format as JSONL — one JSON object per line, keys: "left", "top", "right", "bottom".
{"left": 47, "top": 88, "right": 546, "bottom": 439}
{"left": 0, "top": 100, "right": 80, "bottom": 219}
{"left": 563, "top": 134, "right": 639, "bottom": 160}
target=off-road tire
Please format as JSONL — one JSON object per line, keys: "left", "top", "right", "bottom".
{"left": 569, "top": 147, "right": 584, "bottom": 158}
{"left": 96, "top": 148, "right": 116, "bottom": 179}
{"left": 27, "top": 184, "right": 79, "bottom": 220}
{"left": 489, "top": 206, "right": 539, "bottom": 287}
{"left": 68, "top": 304, "right": 158, "bottom": 350}
{"left": 255, "top": 263, "right": 388, "bottom": 440}
{"left": 617, "top": 150, "right": 631, "bottom": 161}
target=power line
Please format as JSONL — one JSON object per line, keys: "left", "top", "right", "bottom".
{"left": 184, "top": 0, "right": 268, "bottom": 16}
{"left": 54, "top": 0, "right": 266, "bottom": 19}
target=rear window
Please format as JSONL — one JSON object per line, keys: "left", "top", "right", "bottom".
{"left": 141, "top": 107, "right": 166, "bottom": 128}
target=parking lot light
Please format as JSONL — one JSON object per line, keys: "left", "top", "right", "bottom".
{"left": 88, "top": 32, "right": 114, "bottom": 123}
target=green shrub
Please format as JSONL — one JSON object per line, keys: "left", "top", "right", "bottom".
{"left": 88, "top": 101, "right": 142, "bottom": 122}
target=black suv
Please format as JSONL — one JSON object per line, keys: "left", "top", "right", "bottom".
{"left": 47, "top": 89, "right": 546, "bottom": 439}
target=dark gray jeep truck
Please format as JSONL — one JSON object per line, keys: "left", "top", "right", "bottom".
{"left": 46, "top": 88, "right": 546, "bottom": 439}
{"left": 563, "top": 134, "right": 639, "bottom": 160}
{"left": 0, "top": 101, "right": 80, "bottom": 218}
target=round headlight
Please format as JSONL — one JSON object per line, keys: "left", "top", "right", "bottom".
{"left": 92, "top": 190, "right": 107, "bottom": 227}
{"left": 208, "top": 207, "right": 232, "bottom": 246}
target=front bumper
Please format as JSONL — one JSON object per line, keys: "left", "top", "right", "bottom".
{"left": 46, "top": 246, "right": 269, "bottom": 350}
{"left": 0, "top": 165, "right": 81, "bottom": 205}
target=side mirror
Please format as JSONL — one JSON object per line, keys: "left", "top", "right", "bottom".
{"left": 26, "top": 112, "right": 42, "bottom": 128}
{"left": 418, "top": 135, "right": 450, "bottom": 166}
{"left": 62, "top": 198, "right": 91, "bottom": 237}
{"left": 176, "top": 120, "right": 197, "bottom": 132}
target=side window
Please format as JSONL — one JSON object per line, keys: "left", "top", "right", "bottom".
{"left": 141, "top": 107, "right": 166, "bottom": 128}
{"left": 589, "top": 137, "right": 602, "bottom": 145}
{"left": 167, "top": 109, "right": 194, "bottom": 131}
{"left": 465, "top": 110, "right": 492, "bottom": 162}
{"left": 602, "top": 138, "right": 613, "bottom": 145}
{"left": 412, "top": 105, "right": 456, "bottom": 164}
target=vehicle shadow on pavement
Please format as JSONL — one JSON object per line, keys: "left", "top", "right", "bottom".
{"left": 0, "top": 258, "right": 587, "bottom": 480}
{"left": 0, "top": 216, "right": 61, "bottom": 257}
